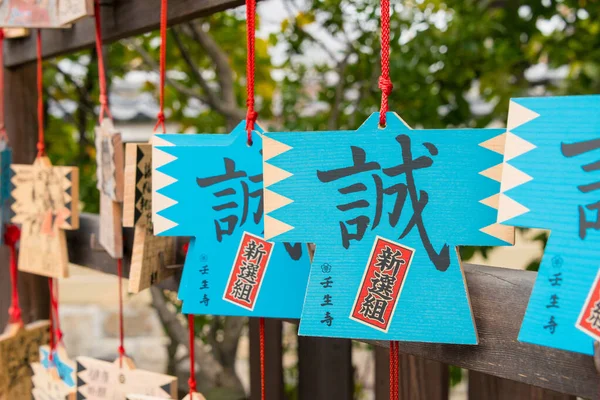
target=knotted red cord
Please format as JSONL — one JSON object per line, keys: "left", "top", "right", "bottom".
{"left": 36, "top": 30, "right": 45, "bottom": 157}
{"left": 117, "top": 258, "right": 126, "bottom": 367}
{"left": 154, "top": 0, "right": 168, "bottom": 134}
{"left": 188, "top": 314, "right": 197, "bottom": 397}
{"left": 0, "top": 30, "right": 7, "bottom": 143}
{"left": 94, "top": 0, "right": 112, "bottom": 122}
{"left": 378, "top": 0, "right": 392, "bottom": 127}
{"left": 5, "top": 225, "right": 21, "bottom": 325}
{"left": 245, "top": 0, "right": 258, "bottom": 145}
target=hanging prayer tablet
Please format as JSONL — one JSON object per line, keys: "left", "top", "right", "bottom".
{"left": 76, "top": 356, "right": 177, "bottom": 399}
{"left": 32, "top": 345, "right": 76, "bottom": 400}
{"left": 123, "top": 143, "right": 176, "bottom": 293}
{"left": 95, "top": 119, "right": 124, "bottom": 258}
{"left": 152, "top": 122, "right": 311, "bottom": 318}
{"left": 0, "top": 0, "right": 93, "bottom": 28}
{"left": 263, "top": 112, "right": 513, "bottom": 342}
{"left": 0, "top": 320, "right": 50, "bottom": 399}
{"left": 0, "top": 138, "right": 12, "bottom": 245}
{"left": 11, "top": 156, "right": 79, "bottom": 278}
{"left": 498, "top": 96, "right": 600, "bottom": 355}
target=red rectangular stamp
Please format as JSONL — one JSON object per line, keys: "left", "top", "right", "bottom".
{"left": 350, "top": 236, "right": 414, "bottom": 332}
{"left": 223, "top": 232, "right": 274, "bottom": 311}
{"left": 576, "top": 269, "right": 600, "bottom": 341}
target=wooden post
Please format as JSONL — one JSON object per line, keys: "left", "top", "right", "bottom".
{"left": 249, "top": 318, "right": 285, "bottom": 400}
{"left": 375, "top": 347, "right": 449, "bottom": 400}
{"left": 1, "top": 63, "right": 50, "bottom": 327}
{"left": 297, "top": 336, "right": 353, "bottom": 400}
{"left": 468, "top": 371, "right": 576, "bottom": 400}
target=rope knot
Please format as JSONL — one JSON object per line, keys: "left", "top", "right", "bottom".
{"left": 378, "top": 76, "right": 393, "bottom": 97}
{"left": 99, "top": 94, "right": 108, "bottom": 106}
{"left": 4, "top": 224, "right": 20, "bottom": 246}
{"left": 156, "top": 111, "right": 165, "bottom": 124}
{"left": 245, "top": 110, "right": 258, "bottom": 130}
{"left": 37, "top": 142, "right": 45, "bottom": 155}
{"left": 118, "top": 345, "right": 126, "bottom": 356}
{"left": 8, "top": 305, "right": 21, "bottom": 324}
{"left": 188, "top": 377, "right": 197, "bottom": 393}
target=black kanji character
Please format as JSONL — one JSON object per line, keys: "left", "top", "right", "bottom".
{"left": 321, "top": 294, "right": 333, "bottom": 306}
{"left": 359, "top": 293, "right": 388, "bottom": 324}
{"left": 549, "top": 273, "right": 563, "bottom": 287}
{"left": 320, "top": 276, "right": 333, "bottom": 288}
{"left": 321, "top": 312, "right": 334, "bottom": 326}
{"left": 544, "top": 316, "right": 557, "bottom": 334}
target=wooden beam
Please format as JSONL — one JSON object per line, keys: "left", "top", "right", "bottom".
{"left": 68, "top": 213, "right": 599, "bottom": 398}
{"left": 468, "top": 371, "right": 576, "bottom": 400}
{"left": 4, "top": 0, "right": 248, "bottom": 67}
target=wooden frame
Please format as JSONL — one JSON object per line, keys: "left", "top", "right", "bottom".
{"left": 0, "top": 0, "right": 597, "bottom": 399}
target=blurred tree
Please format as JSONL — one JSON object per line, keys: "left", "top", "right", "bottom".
{"left": 43, "top": 0, "right": 600, "bottom": 396}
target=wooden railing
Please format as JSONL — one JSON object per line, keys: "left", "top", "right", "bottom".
{"left": 0, "top": 0, "right": 597, "bottom": 398}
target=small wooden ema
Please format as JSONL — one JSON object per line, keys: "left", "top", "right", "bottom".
{"left": 0, "top": 138, "right": 12, "bottom": 245}
{"left": 95, "top": 119, "right": 124, "bottom": 258}
{"left": 263, "top": 112, "right": 514, "bottom": 343}
{"left": 497, "top": 95, "right": 600, "bottom": 355}
{"left": 152, "top": 123, "right": 311, "bottom": 318}
{"left": 76, "top": 356, "right": 177, "bottom": 399}
{"left": 11, "top": 156, "right": 79, "bottom": 278}
{"left": 123, "top": 142, "right": 175, "bottom": 293}
{"left": 3, "top": 28, "right": 28, "bottom": 38}
{"left": 31, "top": 345, "right": 76, "bottom": 400}
{"left": 0, "top": 320, "right": 50, "bottom": 400}
{"left": 126, "top": 395, "right": 206, "bottom": 400}
{"left": 0, "top": 0, "right": 93, "bottom": 28}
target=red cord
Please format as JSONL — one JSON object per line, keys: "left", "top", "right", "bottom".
{"left": 94, "top": 0, "right": 112, "bottom": 123}
{"left": 188, "top": 314, "right": 197, "bottom": 397}
{"left": 378, "top": 0, "right": 392, "bottom": 127}
{"left": 245, "top": 0, "right": 258, "bottom": 145}
{"left": 0, "top": 30, "right": 6, "bottom": 143}
{"left": 48, "top": 278, "right": 63, "bottom": 344}
{"left": 5, "top": 225, "right": 21, "bottom": 325}
{"left": 259, "top": 317, "right": 265, "bottom": 400}
{"left": 117, "top": 258, "right": 126, "bottom": 367}
{"left": 154, "top": 0, "right": 168, "bottom": 134}
{"left": 48, "top": 285, "right": 54, "bottom": 362}
{"left": 389, "top": 341, "right": 399, "bottom": 400}
{"left": 36, "top": 30, "right": 45, "bottom": 157}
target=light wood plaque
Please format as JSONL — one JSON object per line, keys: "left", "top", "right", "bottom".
{"left": 95, "top": 119, "right": 124, "bottom": 258}
{"left": 124, "top": 143, "right": 175, "bottom": 293}
{"left": 0, "top": 321, "right": 50, "bottom": 400}
{"left": 32, "top": 345, "right": 77, "bottom": 400}
{"left": 11, "top": 156, "right": 79, "bottom": 278}
{"left": 76, "top": 356, "right": 177, "bottom": 399}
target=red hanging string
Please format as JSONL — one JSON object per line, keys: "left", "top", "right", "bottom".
{"left": 94, "top": 0, "right": 112, "bottom": 122}
{"left": 117, "top": 258, "right": 126, "bottom": 367}
{"left": 245, "top": 0, "right": 258, "bottom": 145}
{"left": 36, "top": 30, "right": 45, "bottom": 158}
{"left": 378, "top": 0, "right": 392, "bottom": 127}
{"left": 389, "top": 341, "right": 399, "bottom": 400}
{"left": 259, "top": 317, "right": 265, "bottom": 400}
{"left": 48, "top": 287, "right": 54, "bottom": 362}
{"left": 49, "top": 278, "right": 63, "bottom": 344}
{"left": 154, "top": 0, "right": 168, "bottom": 134}
{"left": 0, "top": 30, "right": 7, "bottom": 143}
{"left": 5, "top": 225, "right": 21, "bottom": 325}
{"left": 188, "top": 314, "right": 197, "bottom": 397}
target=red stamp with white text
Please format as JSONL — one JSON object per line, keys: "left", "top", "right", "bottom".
{"left": 576, "top": 269, "right": 600, "bottom": 341}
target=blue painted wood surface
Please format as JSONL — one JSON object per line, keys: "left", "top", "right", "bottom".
{"left": 501, "top": 96, "right": 600, "bottom": 355}
{"left": 0, "top": 144, "right": 11, "bottom": 245}
{"left": 152, "top": 123, "right": 311, "bottom": 318}
{"left": 264, "top": 112, "right": 512, "bottom": 343}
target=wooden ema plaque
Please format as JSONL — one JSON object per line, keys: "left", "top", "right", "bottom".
{"left": 0, "top": 321, "right": 50, "bottom": 400}
{"left": 76, "top": 356, "right": 177, "bottom": 399}
{"left": 11, "top": 156, "right": 79, "bottom": 278}
{"left": 123, "top": 143, "right": 175, "bottom": 293}
{"left": 32, "top": 345, "right": 76, "bottom": 400}
{"left": 152, "top": 124, "right": 311, "bottom": 318}
{"left": 0, "top": 139, "right": 12, "bottom": 245}
{"left": 0, "top": 0, "right": 93, "bottom": 28}
{"left": 95, "top": 119, "right": 124, "bottom": 258}
{"left": 263, "top": 112, "right": 514, "bottom": 343}
{"left": 497, "top": 96, "right": 600, "bottom": 355}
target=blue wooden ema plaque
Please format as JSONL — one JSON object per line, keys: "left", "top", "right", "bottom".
{"left": 152, "top": 122, "right": 311, "bottom": 318}
{"left": 263, "top": 112, "right": 514, "bottom": 343}
{"left": 499, "top": 96, "right": 600, "bottom": 355}
{"left": 0, "top": 139, "right": 12, "bottom": 245}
